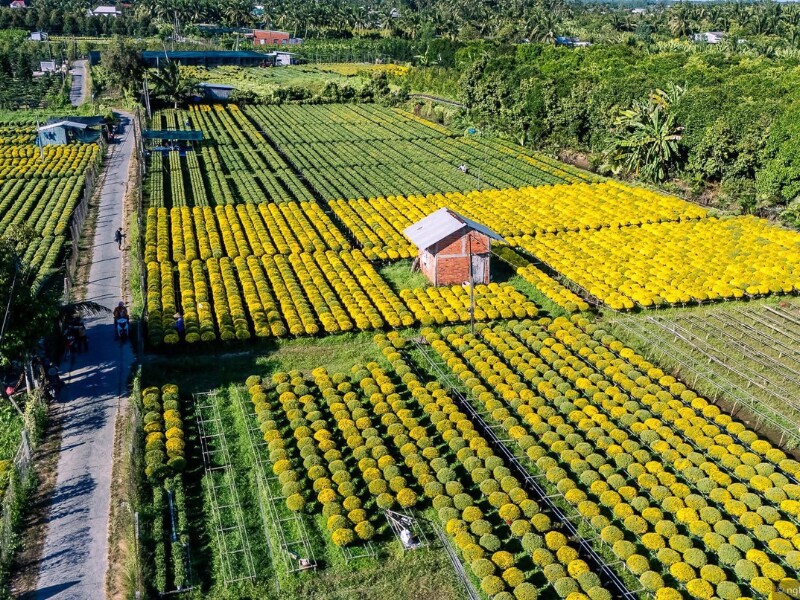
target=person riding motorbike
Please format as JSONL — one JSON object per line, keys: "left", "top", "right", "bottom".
{"left": 113, "top": 302, "right": 129, "bottom": 339}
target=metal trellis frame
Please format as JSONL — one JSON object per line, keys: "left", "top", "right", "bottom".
{"left": 410, "top": 339, "right": 641, "bottom": 600}
{"left": 194, "top": 391, "right": 257, "bottom": 585}
{"left": 231, "top": 387, "right": 317, "bottom": 577}
{"left": 610, "top": 317, "right": 800, "bottom": 452}
{"left": 432, "top": 522, "right": 481, "bottom": 600}
{"left": 384, "top": 509, "right": 428, "bottom": 552}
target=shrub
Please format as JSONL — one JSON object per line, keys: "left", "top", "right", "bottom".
{"left": 553, "top": 577, "right": 579, "bottom": 598}
{"left": 354, "top": 521, "right": 375, "bottom": 541}
{"left": 638, "top": 571, "right": 663, "bottom": 592}
{"left": 397, "top": 488, "right": 417, "bottom": 508}
{"left": 462, "top": 506, "right": 483, "bottom": 523}
{"left": 685, "top": 579, "right": 713, "bottom": 599}
{"left": 513, "top": 582, "right": 538, "bottom": 600}
{"left": 480, "top": 575, "right": 505, "bottom": 596}
{"left": 471, "top": 558, "right": 495, "bottom": 578}
{"left": 492, "top": 551, "right": 514, "bottom": 570}
{"left": 331, "top": 528, "right": 355, "bottom": 547}
{"left": 286, "top": 493, "right": 305, "bottom": 512}
{"left": 502, "top": 567, "right": 524, "bottom": 587}
{"left": 480, "top": 533, "right": 501, "bottom": 552}
{"left": 669, "top": 562, "right": 695, "bottom": 583}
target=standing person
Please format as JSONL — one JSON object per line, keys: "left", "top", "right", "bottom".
{"left": 174, "top": 312, "right": 185, "bottom": 338}
{"left": 114, "top": 227, "right": 125, "bottom": 250}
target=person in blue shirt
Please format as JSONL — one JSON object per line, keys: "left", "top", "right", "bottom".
{"left": 174, "top": 312, "right": 185, "bottom": 338}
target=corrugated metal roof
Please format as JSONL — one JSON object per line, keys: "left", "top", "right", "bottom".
{"left": 141, "top": 50, "right": 267, "bottom": 60}
{"left": 38, "top": 121, "right": 88, "bottom": 131}
{"left": 199, "top": 82, "right": 235, "bottom": 90}
{"left": 403, "top": 207, "right": 503, "bottom": 250}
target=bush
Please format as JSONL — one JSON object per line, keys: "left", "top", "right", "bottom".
{"left": 471, "top": 558, "right": 495, "bottom": 579}
{"left": 286, "top": 493, "right": 305, "bottom": 512}
{"left": 492, "top": 550, "right": 514, "bottom": 570}
{"left": 397, "top": 488, "right": 417, "bottom": 508}
{"left": 354, "top": 521, "right": 375, "bottom": 540}
{"left": 480, "top": 575, "right": 505, "bottom": 596}
{"left": 513, "top": 582, "right": 538, "bottom": 600}
{"left": 480, "top": 533, "right": 501, "bottom": 552}
{"left": 553, "top": 577, "right": 579, "bottom": 598}
{"left": 331, "top": 528, "right": 355, "bottom": 547}
{"left": 502, "top": 567, "right": 525, "bottom": 587}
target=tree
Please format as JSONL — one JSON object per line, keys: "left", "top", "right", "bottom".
{"left": 0, "top": 231, "right": 61, "bottom": 368}
{"left": 605, "top": 89, "right": 684, "bottom": 183}
{"left": 149, "top": 59, "right": 198, "bottom": 108}
{"left": 100, "top": 36, "right": 145, "bottom": 93}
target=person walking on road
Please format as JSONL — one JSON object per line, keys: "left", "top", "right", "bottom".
{"left": 115, "top": 227, "right": 125, "bottom": 250}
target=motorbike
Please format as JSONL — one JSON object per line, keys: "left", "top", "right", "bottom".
{"left": 44, "top": 364, "right": 64, "bottom": 400}
{"left": 116, "top": 317, "right": 129, "bottom": 341}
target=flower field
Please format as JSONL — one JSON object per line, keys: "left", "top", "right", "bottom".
{"left": 328, "top": 181, "right": 706, "bottom": 260}
{"left": 242, "top": 336, "right": 613, "bottom": 599}
{"left": 421, "top": 316, "right": 800, "bottom": 598}
{"left": 514, "top": 216, "right": 800, "bottom": 310}
{"left": 141, "top": 384, "right": 191, "bottom": 594}
{"left": 144, "top": 202, "right": 351, "bottom": 263}
{"left": 146, "top": 250, "right": 544, "bottom": 345}
{"left": 493, "top": 246, "right": 590, "bottom": 314}
{"left": 244, "top": 103, "right": 596, "bottom": 200}
{"left": 146, "top": 105, "right": 314, "bottom": 208}
{"left": 0, "top": 124, "right": 100, "bottom": 287}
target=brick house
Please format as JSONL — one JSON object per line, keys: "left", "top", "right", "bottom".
{"left": 253, "top": 29, "right": 293, "bottom": 46}
{"left": 403, "top": 208, "right": 503, "bottom": 286}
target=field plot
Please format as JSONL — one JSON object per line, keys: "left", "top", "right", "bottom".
{"left": 245, "top": 103, "right": 595, "bottom": 200}
{"left": 0, "top": 121, "right": 99, "bottom": 287}
{"left": 144, "top": 202, "right": 351, "bottom": 263}
{"left": 611, "top": 302, "right": 800, "bottom": 447}
{"left": 421, "top": 316, "right": 800, "bottom": 598}
{"left": 186, "top": 64, "right": 356, "bottom": 97}
{"left": 515, "top": 216, "right": 800, "bottom": 310}
{"left": 146, "top": 105, "right": 314, "bottom": 208}
{"left": 237, "top": 343, "right": 614, "bottom": 600}
{"left": 330, "top": 181, "right": 706, "bottom": 260}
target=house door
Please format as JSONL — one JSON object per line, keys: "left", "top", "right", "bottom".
{"left": 471, "top": 255, "right": 486, "bottom": 285}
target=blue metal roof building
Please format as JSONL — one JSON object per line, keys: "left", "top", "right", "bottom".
{"left": 140, "top": 50, "right": 273, "bottom": 68}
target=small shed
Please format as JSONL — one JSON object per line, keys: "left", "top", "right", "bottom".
{"left": 89, "top": 5, "right": 122, "bottom": 17}
{"left": 268, "top": 51, "right": 297, "bottom": 66}
{"left": 37, "top": 120, "right": 101, "bottom": 146}
{"left": 198, "top": 83, "right": 235, "bottom": 101}
{"left": 403, "top": 208, "right": 503, "bottom": 287}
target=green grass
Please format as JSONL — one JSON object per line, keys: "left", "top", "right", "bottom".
{"left": 507, "top": 274, "right": 568, "bottom": 319}
{"left": 379, "top": 260, "right": 429, "bottom": 291}
{"left": 143, "top": 332, "right": 388, "bottom": 395}
{"left": 0, "top": 404, "right": 23, "bottom": 462}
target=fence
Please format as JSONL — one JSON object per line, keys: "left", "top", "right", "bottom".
{"left": 63, "top": 134, "right": 108, "bottom": 303}
{"left": 131, "top": 107, "right": 147, "bottom": 358}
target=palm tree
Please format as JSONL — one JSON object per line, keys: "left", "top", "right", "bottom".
{"left": 149, "top": 60, "right": 198, "bottom": 109}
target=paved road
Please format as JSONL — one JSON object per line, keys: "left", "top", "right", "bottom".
{"left": 69, "top": 61, "right": 87, "bottom": 107}
{"left": 32, "top": 112, "right": 134, "bottom": 600}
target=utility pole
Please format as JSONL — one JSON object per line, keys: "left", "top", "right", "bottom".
{"left": 468, "top": 234, "right": 475, "bottom": 335}
{"left": 143, "top": 73, "right": 152, "bottom": 119}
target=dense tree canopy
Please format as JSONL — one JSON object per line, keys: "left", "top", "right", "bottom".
{"left": 2, "top": 0, "right": 800, "bottom": 48}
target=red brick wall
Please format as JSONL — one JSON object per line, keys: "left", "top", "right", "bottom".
{"left": 435, "top": 230, "right": 490, "bottom": 257}
{"left": 254, "top": 30, "right": 290, "bottom": 45}
{"left": 417, "top": 229, "right": 492, "bottom": 286}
